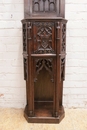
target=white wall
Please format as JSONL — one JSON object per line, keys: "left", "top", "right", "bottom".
{"left": 0, "top": 0, "right": 87, "bottom": 108}
{"left": 64, "top": 0, "right": 87, "bottom": 108}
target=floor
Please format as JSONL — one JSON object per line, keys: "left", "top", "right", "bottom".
{"left": 0, "top": 108, "right": 87, "bottom": 130}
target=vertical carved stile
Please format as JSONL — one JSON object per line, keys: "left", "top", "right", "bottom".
{"left": 23, "top": 22, "right": 27, "bottom": 52}
{"left": 61, "top": 23, "right": 66, "bottom": 80}
{"left": 23, "top": 57, "right": 28, "bottom": 81}
{"left": 27, "top": 22, "right": 32, "bottom": 40}
{"left": 27, "top": 21, "right": 34, "bottom": 117}
{"left": 54, "top": 21, "right": 61, "bottom": 117}
{"left": 56, "top": 22, "right": 61, "bottom": 81}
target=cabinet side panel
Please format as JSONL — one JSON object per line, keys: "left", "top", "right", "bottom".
{"left": 24, "top": 0, "right": 30, "bottom": 18}
{"left": 59, "top": 0, "right": 65, "bottom": 18}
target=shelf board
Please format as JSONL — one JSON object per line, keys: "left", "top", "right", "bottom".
{"left": 31, "top": 54, "right": 56, "bottom": 57}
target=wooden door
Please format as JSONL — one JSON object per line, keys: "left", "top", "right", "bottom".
{"left": 31, "top": 21, "right": 56, "bottom": 116}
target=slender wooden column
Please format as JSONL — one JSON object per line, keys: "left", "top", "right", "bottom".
{"left": 27, "top": 22, "right": 34, "bottom": 117}
{"left": 55, "top": 22, "right": 61, "bottom": 117}
{"left": 59, "top": 81, "right": 63, "bottom": 106}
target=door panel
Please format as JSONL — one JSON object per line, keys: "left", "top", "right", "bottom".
{"left": 32, "top": 21, "right": 55, "bottom": 101}
{"left": 32, "top": 22, "right": 55, "bottom": 54}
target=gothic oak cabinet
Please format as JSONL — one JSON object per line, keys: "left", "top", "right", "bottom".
{"left": 22, "top": 0, "right": 67, "bottom": 123}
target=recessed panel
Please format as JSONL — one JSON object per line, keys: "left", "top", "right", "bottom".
{"left": 34, "top": 67, "right": 54, "bottom": 101}
{"left": 33, "top": 0, "right": 56, "bottom": 12}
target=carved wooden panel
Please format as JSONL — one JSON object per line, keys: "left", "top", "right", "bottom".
{"left": 32, "top": 22, "right": 55, "bottom": 85}
{"left": 61, "top": 23, "right": 66, "bottom": 53}
{"left": 34, "top": 58, "right": 54, "bottom": 82}
{"left": 33, "top": 0, "right": 56, "bottom": 12}
{"left": 27, "top": 22, "right": 32, "bottom": 40}
{"left": 33, "top": 22, "right": 55, "bottom": 54}
{"left": 23, "top": 23, "right": 27, "bottom": 52}
{"left": 61, "top": 23, "right": 66, "bottom": 80}
{"left": 23, "top": 22, "right": 32, "bottom": 53}
{"left": 24, "top": 0, "right": 65, "bottom": 18}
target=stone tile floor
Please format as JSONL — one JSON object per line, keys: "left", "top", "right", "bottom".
{"left": 0, "top": 108, "right": 87, "bottom": 130}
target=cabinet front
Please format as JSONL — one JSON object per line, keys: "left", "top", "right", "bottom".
{"left": 22, "top": 18, "right": 67, "bottom": 123}
{"left": 32, "top": 21, "right": 56, "bottom": 117}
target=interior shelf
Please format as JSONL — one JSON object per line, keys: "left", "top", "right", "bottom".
{"left": 34, "top": 101, "right": 53, "bottom": 117}
{"left": 31, "top": 54, "right": 56, "bottom": 57}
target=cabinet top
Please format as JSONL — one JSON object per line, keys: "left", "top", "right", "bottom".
{"left": 24, "top": 0, "right": 65, "bottom": 18}
{"left": 21, "top": 17, "right": 67, "bottom": 22}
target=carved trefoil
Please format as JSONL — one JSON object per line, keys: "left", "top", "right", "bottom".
{"left": 34, "top": 58, "right": 54, "bottom": 82}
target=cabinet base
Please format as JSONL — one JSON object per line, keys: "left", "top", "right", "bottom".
{"left": 24, "top": 105, "right": 65, "bottom": 123}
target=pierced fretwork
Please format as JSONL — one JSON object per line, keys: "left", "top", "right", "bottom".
{"left": 61, "top": 23, "right": 66, "bottom": 53}
{"left": 34, "top": 58, "right": 54, "bottom": 82}
{"left": 61, "top": 23, "right": 66, "bottom": 80}
{"left": 23, "top": 23, "right": 27, "bottom": 52}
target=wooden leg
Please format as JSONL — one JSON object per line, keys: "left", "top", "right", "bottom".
{"left": 59, "top": 81, "right": 63, "bottom": 107}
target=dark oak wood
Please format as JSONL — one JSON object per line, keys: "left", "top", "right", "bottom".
{"left": 24, "top": 105, "right": 65, "bottom": 123}
{"left": 22, "top": 0, "right": 67, "bottom": 123}
{"left": 24, "top": 0, "right": 65, "bottom": 18}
